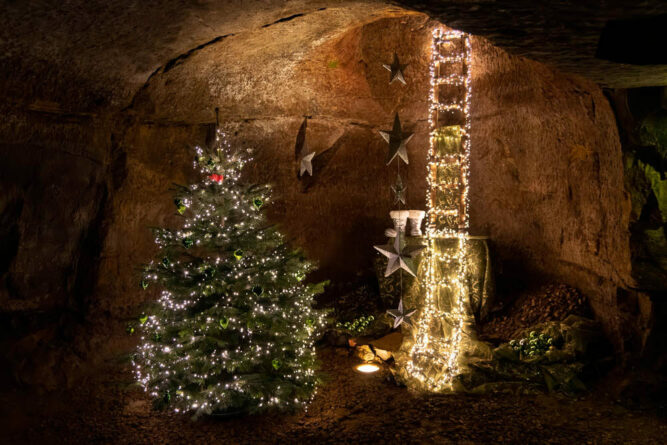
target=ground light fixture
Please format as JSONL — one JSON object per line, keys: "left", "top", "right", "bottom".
{"left": 355, "top": 361, "right": 380, "bottom": 374}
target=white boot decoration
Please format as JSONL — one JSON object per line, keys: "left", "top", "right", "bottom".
{"left": 389, "top": 210, "right": 410, "bottom": 235}
{"left": 408, "top": 210, "right": 426, "bottom": 236}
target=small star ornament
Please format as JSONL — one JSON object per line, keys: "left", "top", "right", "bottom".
{"left": 373, "top": 235, "right": 425, "bottom": 278}
{"left": 298, "top": 142, "right": 316, "bottom": 177}
{"left": 379, "top": 113, "right": 413, "bottom": 165}
{"left": 382, "top": 53, "right": 407, "bottom": 85}
{"left": 387, "top": 299, "right": 416, "bottom": 329}
{"left": 392, "top": 173, "right": 406, "bottom": 205}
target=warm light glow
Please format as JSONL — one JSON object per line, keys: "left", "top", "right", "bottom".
{"left": 405, "top": 28, "right": 473, "bottom": 391}
{"left": 133, "top": 129, "right": 327, "bottom": 416}
{"left": 355, "top": 363, "right": 380, "bottom": 374}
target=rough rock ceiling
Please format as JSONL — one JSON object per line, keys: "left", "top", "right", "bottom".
{"left": 394, "top": 0, "right": 667, "bottom": 88}
{"left": 1, "top": 0, "right": 667, "bottom": 115}
{"left": 0, "top": 0, "right": 403, "bottom": 112}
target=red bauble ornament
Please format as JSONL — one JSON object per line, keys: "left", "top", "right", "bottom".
{"left": 209, "top": 174, "right": 224, "bottom": 183}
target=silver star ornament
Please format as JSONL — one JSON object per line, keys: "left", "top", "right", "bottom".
{"left": 373, "top": 235, "right": 425, "bottom": 278}
{"left": 382, "top": 53, "right": 407, "bottom": 85}
{"left": 298, "top": 142, "right": 316, "bottom": 177}
{"left": 379, "top": 113, "right": 413, "bottom": 165}
{"left": 392, "top": 173, "right": 406, "bottom": 205}
{"left": 387, "top": 299, "right": 416, "bottom": 329}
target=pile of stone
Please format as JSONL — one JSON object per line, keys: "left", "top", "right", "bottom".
{"left": 480, "top": 284, "right": 589, "bottom": 342}
{"left": 353, "top": 331, "right": 403, "bottom": 363}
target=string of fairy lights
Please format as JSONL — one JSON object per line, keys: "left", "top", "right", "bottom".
{"left": 135, "top": 27, "right": 474, "bottom": 409}
{"left": 405, "top": 28, "right": 473, "bottom": 390}
{"left": 134, "top": 130, "right": 326, "bottom": 416}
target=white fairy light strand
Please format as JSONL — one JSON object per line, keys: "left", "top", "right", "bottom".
{"left": 406, "top": 28, "right": 472, "bottom": 390}
{"left": 133, "top": 129, "right": 327, "bottom": 416}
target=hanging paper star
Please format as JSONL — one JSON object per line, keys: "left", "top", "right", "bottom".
{"left": 392, "top": 173, "right": 406, "bottom": 205}
{"left": 382, "top": 53, "right": 407, "bottom": 85}
{"left": 298, "top": 142, "right": 316, "bottom": 177}
{"left": 373, "top": 235, "right": 425, "bottom": 278}
{"left": 379, "top": 113, "right": 413, "bottom": 165}
{"left": 387, "top": 299, "right": 416, "bottom": 329}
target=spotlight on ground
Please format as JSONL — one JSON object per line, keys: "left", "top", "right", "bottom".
{"left": 355, "top": 362, "right": 380, "bottom": 374}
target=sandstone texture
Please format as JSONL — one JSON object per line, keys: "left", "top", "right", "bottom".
{"left": 394, "top": 0, "right": 667, "bottom": 88}
{"left": 0, "top": 1, "right": 654, "bottom": 387}
{"left": 469, "top": 37, "right": 633, "bottom": 347}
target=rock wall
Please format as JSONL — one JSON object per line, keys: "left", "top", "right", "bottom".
{"left": 114, "top": 18, "right": 633, "bottom": 341}
{"left": 0, "top": 12, "right": 635, "bottom": 386}
{"left": 0, "top": 107, "right": 114, "bottom": 386}
{"left": 469, "top": 38, "right": 632, "bottom": 347}
{"left": 100, "top": 15, "right": 434, "bottom": 318}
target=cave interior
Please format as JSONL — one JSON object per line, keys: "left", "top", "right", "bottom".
{"left": 1, "top": 1, "right": 666, "bottom": 443}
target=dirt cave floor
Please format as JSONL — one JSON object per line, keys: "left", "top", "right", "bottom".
{"left": 2, "top": 346, "right": 666, "bottom": 445}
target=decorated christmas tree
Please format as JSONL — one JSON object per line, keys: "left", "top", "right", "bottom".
{"left": 134, "top": 129, "right": 327, "bottom": 417}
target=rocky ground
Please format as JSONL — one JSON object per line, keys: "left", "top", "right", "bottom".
{"left": 2, "top": 344, "right": 666, "bottom": 445}
{"left": 480, "top": 284, "right": 591, "bottom": 343}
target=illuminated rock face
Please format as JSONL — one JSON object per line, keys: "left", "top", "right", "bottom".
{"left": 468, "top": 37, "right": 632, "bottom": 348}
{"left": 0, "top": 1, "right": 643, "bottom": 387}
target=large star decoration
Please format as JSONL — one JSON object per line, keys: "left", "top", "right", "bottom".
{"left": 382, "top": 53, "right": 407, "bottom": 85}
{"left": 373, "top": 235, "right": 425, "bottom": 278}
{"left": 379, "top": 113, "right": 413, "bottom": 165}
{"left": 298, "top": 142, "right": 316, "bottom": 177}
{"left": 392, "top": 173, "right": 406, "bottom": 205}
{"left": 387, "top": 299, "right": 416, "bottom": 329}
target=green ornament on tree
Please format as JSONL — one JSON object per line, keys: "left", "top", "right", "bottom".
{"left": 219, "top": 317, "right": 229, "bottom": 329}
{"left": 126, "top": 325, "right": 135, "bottom": 334}
{"left": 296, "top": 272, "right": 306, "bottom": 282}
{"left": 174, "top": 199, "right": 186, "bottom": 215}
{"left": 305, "top": 318, "right": 314, "bottom": 327}
{"left": 272, "top": 359, "right": 282, "bottom": 370}
{"left": 141, "top": 279, "right": 149, "bottom": 290}
{"left": 253, "top": 198, "right": 263, "bottom": 210}
{"left": 233, "top": 249, "right": 243, "bottom": 260}
{"left": 139, "top": 314, "right": 148, "bottom": 324}
{"left": 182, "top": 238, "right": 194, "bottom": 248}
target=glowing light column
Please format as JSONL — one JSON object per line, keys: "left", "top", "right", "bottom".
{"left": 405, "top": 28, "right": 472, "bottom": 391}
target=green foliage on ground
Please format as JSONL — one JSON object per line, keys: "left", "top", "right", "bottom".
{"left": 335, "top": 315, "right": 375, "bottom": 336}
{"left": 509, "top": 331, "right": 555, "bottom": 358}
